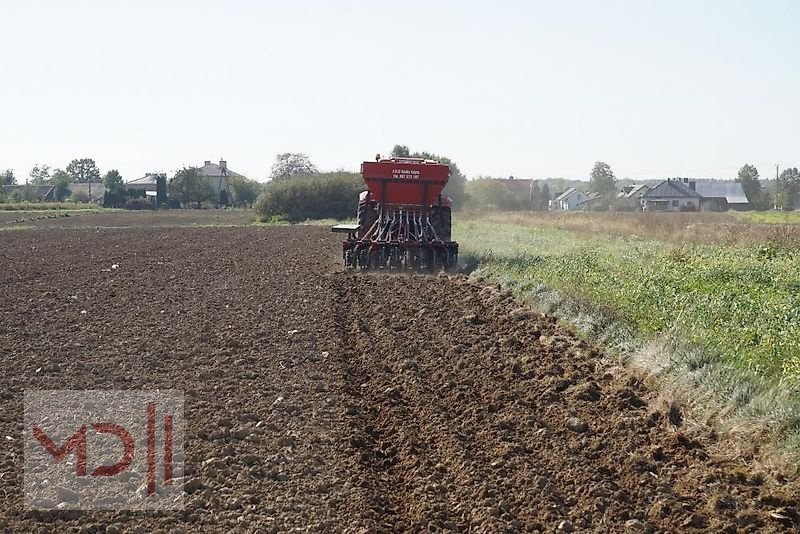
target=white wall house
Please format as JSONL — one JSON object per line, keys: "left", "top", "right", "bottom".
{"left": 549, "top": 187, "right": 590, "bottom": 210}
{"left": 641, "top": 179, "right": 702, "bottom": 211}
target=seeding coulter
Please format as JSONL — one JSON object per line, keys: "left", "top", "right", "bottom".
{"left": 333, "top": 156, "right": 458, "bottom": 270}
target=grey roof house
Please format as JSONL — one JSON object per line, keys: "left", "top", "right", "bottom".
{"left": 642, "top": 178, "right": 751, "bottom": 212}
{"left": 641, "top": 179, "right": 702, "bottom": 211}
{"left": 693, "top": 181, "right": 750, "bottom": 211}
{"left": 619, "top": 184, "right": 650, "bottom": 199}
{"left": 198, "top": 159, "right": 242, "bottom": 203}
{"left": 2, "top": 184, "right": 56, "bottom": 201}
{"left": 126, "top": 173, "right": 166, "bottom": 193}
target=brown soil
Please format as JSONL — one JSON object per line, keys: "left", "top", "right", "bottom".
{"left": 1, "top": 223, "right": 798, "bottom": 533}
{"left": 0, "top": 209, "right": 254, "bottom": 229}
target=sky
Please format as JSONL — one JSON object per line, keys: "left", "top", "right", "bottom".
{"left": 1, "top": 0, "right": 799, "bottom": 182}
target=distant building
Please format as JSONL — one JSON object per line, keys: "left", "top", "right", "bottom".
{"left": 549, "top": 187, "right": 590, "bottom": 210}
{"left": 693, "top": 181, "right": 751, "bottom": 211}
{"left": 127, "top": 173, "right": 166, "bottom": 193}
{"left": 619, "top": 184, "right": 651, "bottom": 200}
{"left": 198, "top": 159, "right": 242, "bottom": 203}
{"left": 641, "top": 179, "right": 702, "bottom": 211}
{"left": 642, "top": 178, "right": 750, "bottom": 212}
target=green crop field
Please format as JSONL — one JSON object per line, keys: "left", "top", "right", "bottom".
{"left": 737, "top": 211, "right": 800, "bottom": 225}
{"left": 456, "top": 216, "right": 800, "bottom": 380}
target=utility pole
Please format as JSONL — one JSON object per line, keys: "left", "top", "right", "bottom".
{"left": 775, "top": 164, "right": 780, "bottom": 210}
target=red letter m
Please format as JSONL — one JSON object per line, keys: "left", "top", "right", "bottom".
{"left": 32, "top": 425, "right": 88, "bottom": 476}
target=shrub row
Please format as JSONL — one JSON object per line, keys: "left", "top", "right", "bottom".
{"left": 254, "top": 172, "right": 363, "bottom": 222}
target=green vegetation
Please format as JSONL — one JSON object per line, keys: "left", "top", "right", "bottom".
{"left": 391, "top": 145, "right": 467, "bottom": 208}
{"left": 457, "top": 213, "right": 800, "bottom": 458}
{"left": 456, "top": 218, "right": 800, "bottom": 379}
{"left": 268, "top": 153, "right": 318, "bottom": 181}
{"left": 229, "top": 175, "right": 262, "bottom": 207}
{"left": 464, "top": 178, "right": 551, "bottom": 211}
{"left": 738, "top": 211, "right": 800, "bottom": 225}
{"left": 170, "top": 166, "right": 215, "bottom": 205}
{"left": 0, "top": 202, "right": 104, "bottom": 211}
{"left": 254, "top": 172, "right": 363, "bottom": 222}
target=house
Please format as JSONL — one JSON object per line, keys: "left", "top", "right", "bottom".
{"left": 2, "top": 184, "right": 56, "bottom": 201}
{"left": 198, "top": 159, "right": 242, "bottom": 203}
{"left": 641, "top": 179, "right": 702, "bottom": 211}
{"left": 549, "top": 187, "right": 590, "bottom": 210}
{"left": 577, "top": 192, "right": 604, "bottom": 209}
{"left": 693, "top": 181, "right": 751, "bottom": 211}
{"left": 619, "top": 184, "right": 650, "bottom": 200}
{"left": 126, "top": 173, "right": 166, "bottom": 194}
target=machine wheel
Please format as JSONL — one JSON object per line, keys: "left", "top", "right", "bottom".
{"left": 357, "top": 200, "right": 377, "bottom": 240}
{"left": 359, "top": 248, "right": 370, "bottom": 270}
{"left": 429, "top": 206, "right": 451, "bottom": 242}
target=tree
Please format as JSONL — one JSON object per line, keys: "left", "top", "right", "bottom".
{"left": 391, "top": 145, "right": 411, "bottom": 158}
{"left": 102, "top": 169, "right": 124, "bottom": 192}
{"left": 101, "top": 170, "right": 127, "bottom": 207}
{"left": 29, "top": 164, "right": 51, "bottom": 185}
{"left": 269, "top": 153, "right": 318, "bottom": 181}
{"left": 736, "top": 164, "right": 767, "bottom": 210}
{"left": 2, "top": 169, "right": 15, "bottom": 186}
{"left": 390, "top": 145, "right": 467, "bottom": 209}
{"left": 156, "top": 174, "right": 167, "bottom": 207}
{"left": 66, "top": 158, "right": 101, "bottom": 183}
{"left": 170, "top": 166, "right": 215, "bottom": 206}
{"left": 49, "top": 169, "right": 73, "bottom": 201}
{"left": 465, "top": 178, "right": 523, "bottom": 211}
{"left": 530, "top": 180, "right": 541, "bottom": 211}
{"left": 254, "top": 172, "right": 363, "bottom": 222}
{"left": 776, "top": 167, "right": 800, "bottom": 211}
{"left": 540, "top": 183, "right": 551, "bottom": 211}
{"left": 229, "top": 176, "right": 262, "bottom": 207}
{"left": 589, "top": 162, "right": 617, "bottom": 196}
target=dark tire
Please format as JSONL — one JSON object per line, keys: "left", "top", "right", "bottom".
{"left": 357, "top": 200, "right": 377, "bottom": 240}
{"left": 429, "top": 206, "right": 451, "bottom": 242}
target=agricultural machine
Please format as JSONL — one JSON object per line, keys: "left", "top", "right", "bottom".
{"left": 332, "top": 156, "right": 458, "bottom": 270}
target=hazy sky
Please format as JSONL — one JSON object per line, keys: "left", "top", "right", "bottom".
{"left": 2, "top": 0, "right": 798, "bottom": 182}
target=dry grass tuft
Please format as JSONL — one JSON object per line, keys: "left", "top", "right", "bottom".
{"left": 473, "top": 211, "right": 800, "bottom": 248}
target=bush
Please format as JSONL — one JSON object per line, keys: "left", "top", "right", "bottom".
{"left": 10, "top": 185, "right": 42, "bottom": 203}
{"left": 254, "top": 172, "right": 363, "bottom": 222}
{"left": 69, "top": 189, "right": 90, "bottom": 203}
{"left": 465, "top": 178, "right": 527, "bottom": 211}
{"left": 103, "top": 188, "right": 128, "bottom": 208}
{"left": 124, "top": 198, "right": 156, "bottom": 210}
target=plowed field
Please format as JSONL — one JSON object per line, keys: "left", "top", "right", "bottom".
{"left": 1, "top": 221, "right": 798, "bottom": 532}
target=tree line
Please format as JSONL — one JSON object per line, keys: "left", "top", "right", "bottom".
{"left": 5, "top": 154, "right": 798, "bottom": 212}
{"left": 0, "top": 158, "right": 263, "bottom": 208}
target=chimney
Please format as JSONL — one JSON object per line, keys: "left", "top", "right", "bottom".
{"left": 219, "top": 160, "right": 227, "bottom": 170}
{"left": 689, "top": 181, "right": 696, "bottom": 191}
{"left": 204, "top": 160, "right": 211, "bottom": 166}
{"left": 683, "top": 178, "right": 689, "bottom": 184}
